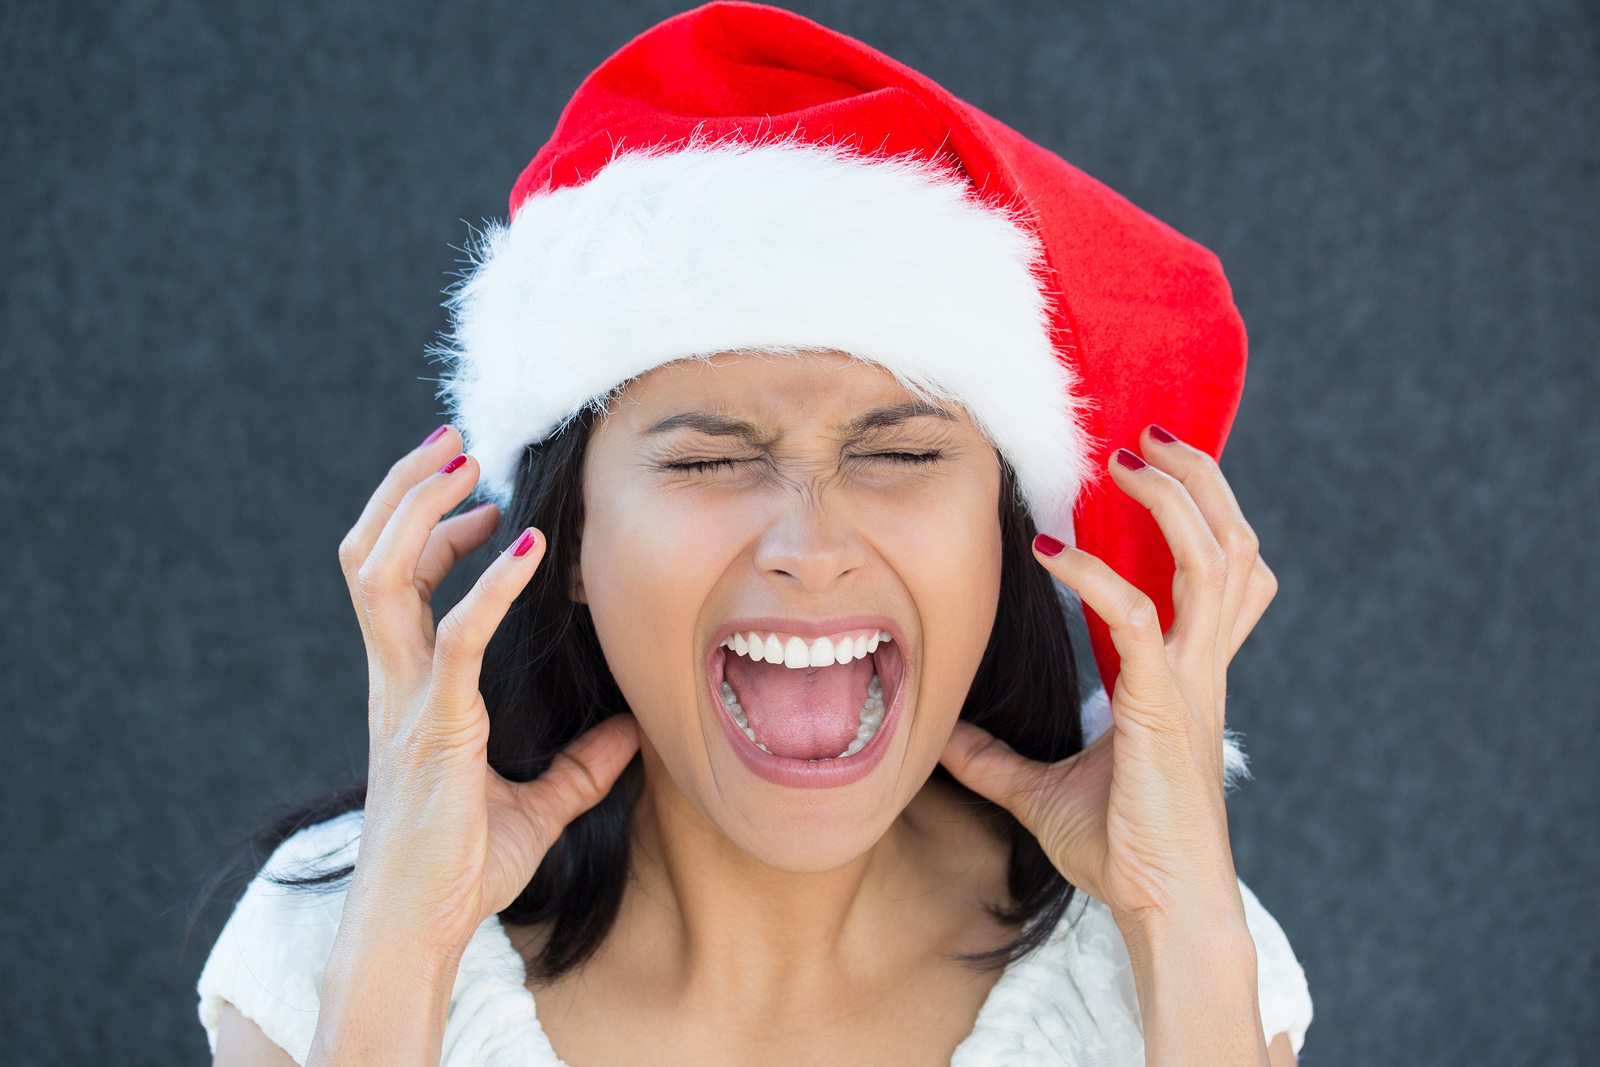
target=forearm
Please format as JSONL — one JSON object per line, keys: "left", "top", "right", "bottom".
{"left": 1116, "top": 902, "right": 1270, "bottom": 1067}
{"left": 306, "top": 915, "right": 465, "bottom": 1067}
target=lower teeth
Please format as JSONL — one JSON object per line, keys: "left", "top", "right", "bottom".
{"left": 721, "top": 673, "right": 885, "bottom": 759}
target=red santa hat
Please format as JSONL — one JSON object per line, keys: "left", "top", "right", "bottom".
{"left": 431, "top": 0, "right": 1250, "bottom": 775}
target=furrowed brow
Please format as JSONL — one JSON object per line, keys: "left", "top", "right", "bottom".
{"left": 642, "top": 411, "right": 767, "bottom": 444}
{"left": 838, "top": 400, "right": 958, "bottom": 437}
{"left": 643, "top": 401, "right": 956, "bottom": 442}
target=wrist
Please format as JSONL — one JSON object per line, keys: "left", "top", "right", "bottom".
{"left": 1113, "top": 901, "right": 1268, "bottom": 1067}
{"left": 1116, "top": 904, "right": 1258, "bottom": 986}
{"left": 343, "top": 862, "right": 480, "bottom": 962}
{"left": 327, "top": 901, "right": 471, "bottom": 986}
{"left": 310, "top": 923, "right": 466, "bottom": 1067}
{"left": 1112, "top": 887, "right": 1253, "bottom": 956}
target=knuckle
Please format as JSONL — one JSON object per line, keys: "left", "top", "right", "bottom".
{"left": 965, "top": 729, "right": 1014, "bottom": 770}
{"left": 1194, "top": 449, "right": 1224, "bottom": 480}
{"left": 337, "top": 533, "right": 362, "bottom": 571}
{"left": 1223, "top": 524, "right": 1261, "bottom": 565}
{"left": 398, "top": 703, "right": 485, "bottom": 761}
{"left": 395, "top": 477, "right": 431, "bottom": 514}
{"left": 1124, "top": 592, "right": 1161, "bottom": 635}
{"left": 1115, "top": 691, "right": 1179, "bottom": 735}
{"left": 388, "top": 720, "right": 435, "bottom": 769}
{"left": 354, "top": 561, "right": 396, "bottom": 604}
{"left": 1257, "top": 558, "right": 1279, "bottom": 595}
{"left": 432, "top": 611, "right": 475, "bottom": 659}
{"left": 550, "top": 746, "right": 606, "bottom": 804}
{"left": 1149, "top": 465, "right": 1184, "bottom": 498}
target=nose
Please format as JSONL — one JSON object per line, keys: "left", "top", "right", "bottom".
{"left": 752, "top": 494, "right": 867, "bottom": 590}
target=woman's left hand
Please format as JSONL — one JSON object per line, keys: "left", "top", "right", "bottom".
{"left": 938, "top": 425, "right": 1279, "bottom": 930}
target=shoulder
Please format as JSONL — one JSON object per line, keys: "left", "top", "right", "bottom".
{"left": 195, "top": 808, "right": 561, "bottom": 1066}
{"left": 951, "top": 875, "right": 1314, "bottom": 1065}
{"left": 195, "top": 810, "right": 365, "bottom": 1064}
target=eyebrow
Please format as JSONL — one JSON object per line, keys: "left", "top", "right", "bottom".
{"left": 642, "top": 400, "right": 958, "bottom": 442}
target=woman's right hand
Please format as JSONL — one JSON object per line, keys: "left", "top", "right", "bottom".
{"left": 335, "top": 423, "right": 640, "bottom": 959}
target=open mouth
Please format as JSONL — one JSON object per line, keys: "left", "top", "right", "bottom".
{"left": 705, "top": 625, "right": 908, "bottom": 784}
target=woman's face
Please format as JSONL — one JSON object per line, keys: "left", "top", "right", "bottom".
{"left": 576, "top": 349, "right": 1003, "bottom": 872}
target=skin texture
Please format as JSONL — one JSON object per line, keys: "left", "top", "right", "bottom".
{"left": 212, "top": 347, "right": 1299, "bottom": 1065}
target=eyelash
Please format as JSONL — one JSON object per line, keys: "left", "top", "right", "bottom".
{"left": 665, "top": 450, "right": 945, "bottom": 474}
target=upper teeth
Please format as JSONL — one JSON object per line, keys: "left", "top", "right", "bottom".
{"left": 718, "top": 629, "right": 892, "bottom": 669}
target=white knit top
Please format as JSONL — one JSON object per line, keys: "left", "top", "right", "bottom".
{"left": 197, "top": 809, "right": 1312, "bottom": 1065}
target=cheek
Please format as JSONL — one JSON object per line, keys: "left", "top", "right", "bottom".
{"left": 580, "top": 483, "right": 745, "bottom": 747}
{"left": 865, "top": 474, "right": 1002, "bottom": 742}
{"left": 584, "top": 481, "right": 755, "bottom": 620}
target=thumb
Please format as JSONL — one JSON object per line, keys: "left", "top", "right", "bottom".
{"left": 512, "top": 713, "right": 641, "bottom": 858}
{"left": 939, "top": 719, "right": 1051, "bottom": 838}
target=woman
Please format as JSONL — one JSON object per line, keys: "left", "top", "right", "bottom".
{"left": 193, "top": 4, "right": 1313, "bottom": 1064}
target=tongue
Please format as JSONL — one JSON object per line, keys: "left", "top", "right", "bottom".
{"left": 723, "top": 649, "right": 870, "bottom": 760}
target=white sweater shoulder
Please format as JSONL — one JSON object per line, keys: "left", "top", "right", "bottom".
{"left": 197, "top": 809, "right": 1312, "bottom": 1065}
{"left": 950, "top": 875, "right": 1314, "bottom": 1064}
{"left": 195, "top": 810, "right": 363, "bottom": 1063}
{"left": 195, "top": 809, "right": 557, "bottom": 1066}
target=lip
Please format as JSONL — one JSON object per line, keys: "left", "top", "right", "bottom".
{"left": 703, "top": 616, "right": 909, "bottom": 789}
{"left": 710, "top": 615, "right": 908, "bottom": 648}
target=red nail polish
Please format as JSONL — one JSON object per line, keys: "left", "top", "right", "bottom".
{"left": 438, "top": 453, "right": 468, "bottom": 474}
{"left": 1114, "top": 449, "right": 1147, "bottom": 470}
{"left": 1034, "top": 533, "right": 1065, "bottom": 556}
{"left": 511, "top": 528, "right": 537, "bottom": 557}
{"left": 421, "top": 424, "right": 450, "bottom": 446}
{"left": 1147, "top": 423, "right": 1177, "bottom": 444}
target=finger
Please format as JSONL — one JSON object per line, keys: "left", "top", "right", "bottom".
{"left": 938, "top": 719, "right": 1054, "bottom": 838}
{"left": 338, "top": 425, "right": 463, "bottom": 638}
{"left": 427, "top": 525, "right": 546, "bottom": 714}
{"left": 1031, "top": 531, "right": 1188, "bottom": 728}
{"left": 1227, "top": 556, "right": 1277, "bottom": 661}
{"left": 414, "top": 501, "right": 501, "bottom": 604}
{"left": 510, "top": 714, "right": 641, "bottom": 859}
{"left": 1139, "top": 425, "right": 1262, "bottom": 681}
{"left": 1101, "top": 448, "right": 1228, "bottom": 718}
{"left": 355, "top": 451, "right": 482, "bottom": 656}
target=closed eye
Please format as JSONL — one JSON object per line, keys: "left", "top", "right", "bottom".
{"left": 664, "top": 451, "right": 944, "bottom": 474}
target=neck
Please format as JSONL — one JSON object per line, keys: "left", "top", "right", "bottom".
{"left": 620, "top": 752, "right": 952, "bottom": 1000}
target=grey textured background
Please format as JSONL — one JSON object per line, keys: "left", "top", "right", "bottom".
{"left": 3, "top": 1, "right": 1595, "bottom": 1063}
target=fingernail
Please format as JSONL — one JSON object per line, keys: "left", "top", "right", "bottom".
{"left": 420, "top": 423, "right": 450, "bottom": 446}
{"left": 1114, "top": 449, "right": 1147, "bottom": 471}
{"left": 469, "top": 501, "right": 497, "bottom": 513}
{"left": 438, "top": 453, "right": 468, "bottom": 474}
{"left": 1147, "top": 423, "right": 1177, "bottom": 444}
{"left": 1033, "top": 533, "right": 1065, "bottom": 556}
{"left": 510, "top": 528, "right": 537, "bottom": 557}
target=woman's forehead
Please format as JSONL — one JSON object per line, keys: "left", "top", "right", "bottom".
{"left": 610, "top": 348, "right": 970, "bottom": 427}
